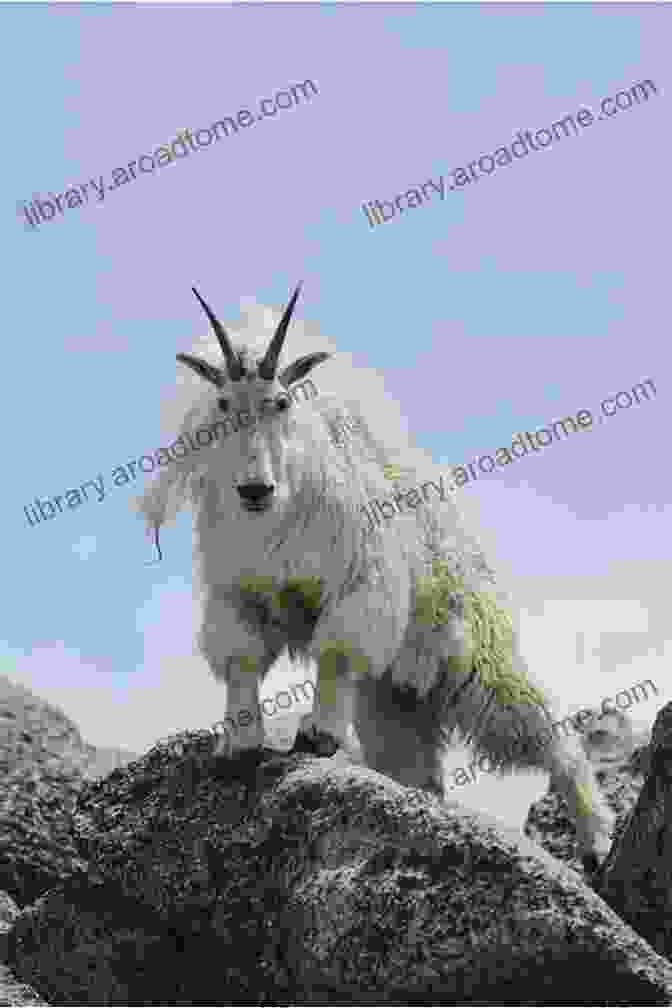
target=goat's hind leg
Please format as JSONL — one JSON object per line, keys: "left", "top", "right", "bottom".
{"left": 354, "top": 667, "right": 447, "bottom": 796}
{"left": 462, "top": 684, "right": 615, "bottom": 866}
{"left": 543, "top": 729, "right": 615, "bottom": 867}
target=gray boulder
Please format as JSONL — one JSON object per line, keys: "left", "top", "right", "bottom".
{"left": 7, "top": 730, "right": 672, "bottom": 1005}
{"left": 0, "top": 674, "right": 138, "bottom": 907}
{"left": 600, "top": 701, "right": 672, "bottom": 960}
{"left": 0, "top": 893, "right": 49, "bottom": 1005}
{"left": 0, "top": 964, "right": 50, "bottom": 1007}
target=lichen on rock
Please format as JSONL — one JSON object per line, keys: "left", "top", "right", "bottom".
{"left": 7, "top": 737, "right": 672, "bottom": 1006}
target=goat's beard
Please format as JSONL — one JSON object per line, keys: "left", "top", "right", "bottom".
{"left": 192, "top": 434, "right": 371, "bottom": 605}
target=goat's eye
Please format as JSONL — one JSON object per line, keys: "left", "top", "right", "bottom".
{"left": 217, "top": 398, "right": 229, "bottom": 412}
{"left": 276, "top": 396, "right": 291, "bottom": 412}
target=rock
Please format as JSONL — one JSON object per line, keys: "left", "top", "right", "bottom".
{"left": 0, "top": 675, "right": 89, "bottom": 1004}
{"left": 0, "top": 892, "right": 18, "bottom": 928}
{"left": 0, "top": 674, "right": 138, "bottom": 907}
{"left": 8, "top": 730, "right": 672, "bottom": 1005}
{"left": 81, "top": 743, "right": 140, "bottom": 782}
{"left": 599, "top": 701, "right": 672, "bottom": 960}
{"left": 0, "top": 890, "right": 49, "bottom": 1007}
{"left": 0, "top": 747, "right": 87, "bottom": 907}
{"left": 0, "top": 964, "right": 50, "bottom": 1007}
{"left": 0, "top": 673, "right": 138, "bottom": 784}
{"left": 0, "top": 891, "right": 19, "bottom": 960}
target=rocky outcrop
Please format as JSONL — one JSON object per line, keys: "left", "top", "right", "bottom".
{"left": 0, "top": 891, "right": 18, "bottom": 959}
{"left": 7, "top": 731, "right": 672, "bottom": 1006}
{"left": 82, "top": 744, "right": 140, "bottom": 782}
{"left": 0, "top": 895, "right": 49, "bottom": 1003}
{"left": 0, "top": 675, "right": 137, "bottom": 906}
{"left": 0, "top": 963, "right": 50, "bottom": 1007}
{"left": 1, "top": 675, "right": 668, "bottom": 1005}
{"left": 599, "top": 701, "right": 672, "bottom": 961}
{"left": 0, "top": 889, "right": 47, "bottom": 1006}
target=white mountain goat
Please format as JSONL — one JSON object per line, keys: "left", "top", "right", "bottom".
{"left": 136, "top": 285, "right": 615, "bottom": 867}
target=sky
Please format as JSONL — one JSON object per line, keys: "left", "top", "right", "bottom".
{"left": 2, "top": 2, "right": 669, "bottom": 831}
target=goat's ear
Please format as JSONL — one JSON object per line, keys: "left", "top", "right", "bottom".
{"left": 176, "top": 353, "right": 223, "bottom": 387}
{"left": 279, "top": 352, "right": 331, "bottom": 389}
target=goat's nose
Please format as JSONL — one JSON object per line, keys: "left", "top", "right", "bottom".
{"left": 237, "top": 481, "right": 275, "bottom": 505}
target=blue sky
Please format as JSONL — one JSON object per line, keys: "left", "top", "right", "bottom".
{"left": 2, "top": 3, "right": 669, "bottom": 827}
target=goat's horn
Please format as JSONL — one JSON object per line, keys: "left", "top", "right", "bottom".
{"left": 192, "top": 287, "right": 243, "bottom": 380}
{"left": 258, "top": 284, "right": 302, "bottom": 380}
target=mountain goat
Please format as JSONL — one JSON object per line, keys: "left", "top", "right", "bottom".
{"left": 136, "top": 284, "right": 615, "bottom": 867}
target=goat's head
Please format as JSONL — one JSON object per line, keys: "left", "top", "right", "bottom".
{"left": 178, "top": 284, "right": 332, "bottom": 516}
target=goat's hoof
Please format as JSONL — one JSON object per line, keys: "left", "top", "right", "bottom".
{"left": 293, "top": 728, "right": 340, "bottom": 757}
{"left": 581, "top": 850, "right": 610, "bottom": 880}
{"left": 212, "top": 736, "right": 267, "bottom": 761}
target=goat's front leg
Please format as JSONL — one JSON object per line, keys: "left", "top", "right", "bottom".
{"left": 199, "top": 594, "right": 270, "bottom": 756}
{"left": 298, "top": 654, "right": 361, "bottom": 757}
